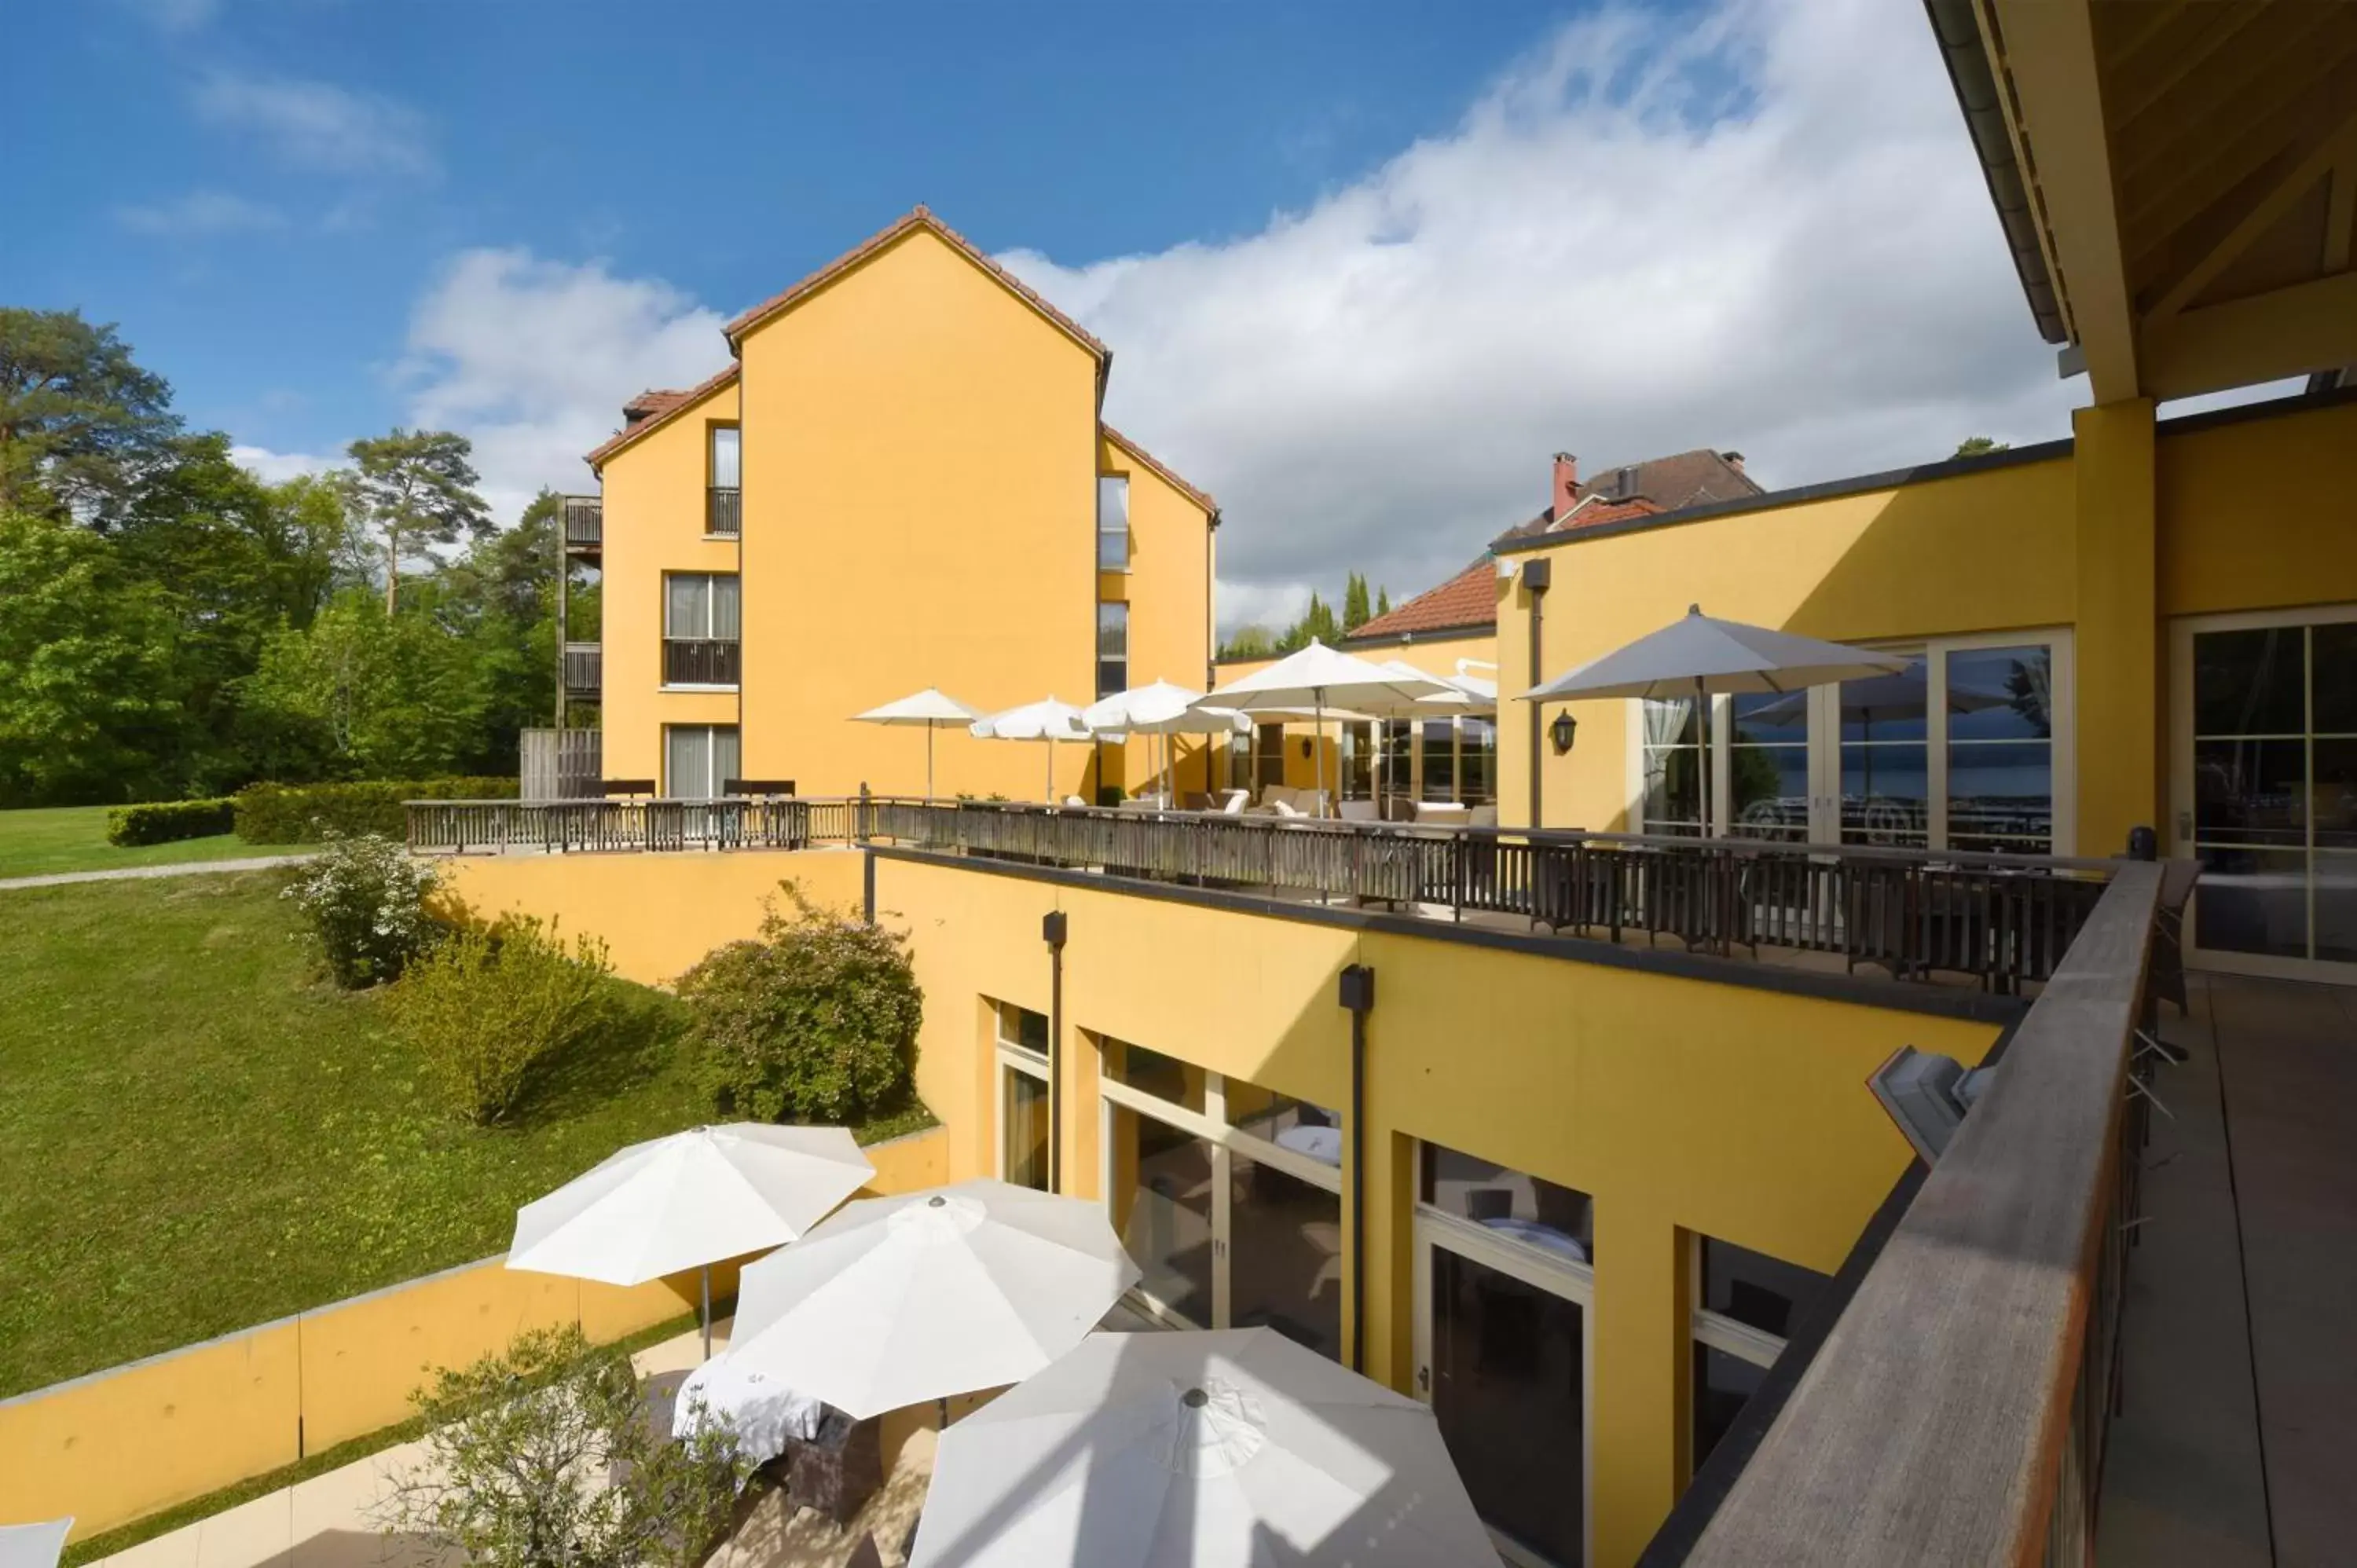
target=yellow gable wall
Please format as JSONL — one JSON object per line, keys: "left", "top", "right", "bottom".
{"left": 1098, "top": 433, "right": 1215, "bottom": 798}
{"left": 596, "top": 376, "right": 744, "bottom": 783}
{"left": 736, "top": 228, "right": 1103, "bottom": 801}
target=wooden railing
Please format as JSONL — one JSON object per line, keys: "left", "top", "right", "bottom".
{"left": 406, "top": 797, "right": 2111, "bottom": 993}
{"left": 662, "top": 637, "right": 740, "bottom": 687}
{"left": 707, "top": 486, "right": 741, "bottom": 537}
{"left": 561, "top": 495, "right": 602, "bottom": 551}
{"left": 1673, "top": 860, "right": 2167, "bottom": 1567}
{"left": 560, "top": 641, "right": 601, "bottom": 699}
{"left": 406, "top": 797, "right": 836, "bottom": 854}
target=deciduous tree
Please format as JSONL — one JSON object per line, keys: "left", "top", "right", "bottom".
{"left": 0, "top": 307, "right": 181, "bottom": 526}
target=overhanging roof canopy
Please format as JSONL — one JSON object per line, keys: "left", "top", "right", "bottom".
{"left": 1932, "top": 0, "right": 2357, "bottom": 403}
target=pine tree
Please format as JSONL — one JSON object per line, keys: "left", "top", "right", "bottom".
{"left": 1343, "top": 571, "right": 1371, "bottom": 631}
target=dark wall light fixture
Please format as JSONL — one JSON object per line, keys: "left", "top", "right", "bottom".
{"left": 1550, "top": 709, "right": 1579, "bottom": 757}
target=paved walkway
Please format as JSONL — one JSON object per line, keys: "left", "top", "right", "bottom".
{"left": 0, "top": 855, "right": 312, "bottom": 892}
{"left": 90, "top": 1321, "right": 932, "bottom": 1568}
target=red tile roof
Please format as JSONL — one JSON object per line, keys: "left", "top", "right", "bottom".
{"left": 1347, "top": 558, "right": 1499, "bottom": 641}
{"left": 585, "top": 362, "right": 739, "bottom": 471}
{"left": 1103, "top": 423, "right": 1219, "bottom": 518}
{"left": 724, "top": 205, "right": 1109, "bottom": 360}
{"left": 1493, "top": 449, "right": 1754, "bottom": 548}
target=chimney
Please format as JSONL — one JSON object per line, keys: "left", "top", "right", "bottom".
{"left": 1552, "top": 452, "right": 1579, "bottom": 519}
{"left": 1721, "top": 450, "right": 1746, "bottom": 474}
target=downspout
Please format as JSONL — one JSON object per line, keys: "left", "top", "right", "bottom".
{"left": 1522, "top": 558, "right": 1552, "bottom": 828}
{"left": 1043, "top": 910, "right": 1069, "bottom": 1192}
{"left": 1338, "top": 963, "right": 1376, "bottom": 1372}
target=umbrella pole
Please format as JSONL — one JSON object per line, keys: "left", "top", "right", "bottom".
{"left": 701, "top": 1263, "right": 712, "bottom": 1359}
{"left": 1316, "top": 692, "right": 1329, "bottom": 818}
{"left": 926, "top": 720, "right": 936, "bottom": 805}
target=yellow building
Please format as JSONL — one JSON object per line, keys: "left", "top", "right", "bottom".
{"left": 571, "top": 207, "right": 1218, "bottom": 804}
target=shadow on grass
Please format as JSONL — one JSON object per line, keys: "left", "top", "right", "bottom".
{"left": 508, "top": 980, "right": 695, "bottom": 1129}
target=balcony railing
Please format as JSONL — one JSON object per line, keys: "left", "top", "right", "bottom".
{"left": 409, "top": 797, "right": 844, "bottom": 854}
{"left": 405, "top": 797, "right": 2113, "bottom": 995}
{"left": 562, "top": 495, "right": 602, "bottom": 552}
{"left": 707, "top": 486, "right": 741, "bottom": 537}
{"left": 662, "top": 638, "right": 740, "bottom": 687}
{"left": 561, "top": 642, "right": 601, "bottom": 699}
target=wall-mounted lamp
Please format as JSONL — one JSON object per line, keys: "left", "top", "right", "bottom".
{"left": 1549, "top": 710, "right": 1578, "bottom": 756}
{"left": 1300, "top": 738, "right": 1314, "bottom": 760}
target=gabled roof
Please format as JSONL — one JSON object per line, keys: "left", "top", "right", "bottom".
{"left": 1346, "top": 559, "right": 1498, "bottom": 643}
{"left": 724, "top": 205, "right": 1109, "bottom": 360}
{"left": 1492, "top": 450, "right": 1754, "bottom": 548}
{"left": 585, "top": 362, "right": 740, "bottom": 471}
{"left": 1103, "top": 423, "right": 1219, "bottom": 520}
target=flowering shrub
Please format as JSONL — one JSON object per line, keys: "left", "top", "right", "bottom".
{"left": 281, "top": 830, "right": 441, "bottom": 987}
{"left": 678, "top": 881, "right": 922, "bottom": 1124}
{"left": 390, "top": 914, "right": 614, "bottom": 1126}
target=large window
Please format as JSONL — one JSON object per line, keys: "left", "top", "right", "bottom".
{"left": 1690, "top": 1235, "right": 1831, "bottom": 1475}
{"left": 1838, "top": 654, "right": 1930, "bottom": 848}
{"left": 1381, "top": 720, "right": 1414, "bottom": 801}
{"left": 707, "top": 425, "right": 741, "bottom": 536}
{"left": 1342, "top": 721, "right": 1375, "bottom": 800}
{"left": 663, "top": 573, "right": 741, "bottom": 687}
{"left": 663, "top": 724, "right": 739, "bottom": 799}
{"left": 1640, "top": 697, "right": 1704, "bottom": 836}
{"left": 2181, "top": 612, "right": 2357, "bottom": 970}
{"left": 1098, "top": 476, "right": 1129, "bottom": 571}
{"left": 1254, "top": 723, "right": 1286, "bottom": 789}
{"left": 992, "top": 1001, "right": 1050, "bottom": 1192}
{"left": 1420, "top": 717, "right": 1456, "bottom": 802}
{"left": 1097, "top": 600, "right": 1129, "bottom": 698}
{"left": 1461, "top": 716, "right": 1497, "bottom": 805}
{"left": 1727, "top": 692, "right": 1809, "bottom": 841}
{"left": 1098, "top": 1039, "right": 1343, "bottom": 1361}
{"left": 1415, "top": 1142, "right": 1593, "bottom": 1566}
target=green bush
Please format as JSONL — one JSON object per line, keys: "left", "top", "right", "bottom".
{"left": 678, "top": 881, "right": 922, "bottom": 1124}
{"left": 105, "top": 798, "right": 236, "bottom": 847}
{"left": 390, "top": 914, "right": 614, "bottom": 1125}
{"left": 235, "top": 776, "right": 517, "bottom": 844}
{"left": 280, "top": 831, "right": 442, "bottom": 988}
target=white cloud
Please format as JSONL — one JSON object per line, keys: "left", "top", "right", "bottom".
{"left": 194, "top": 69, "right": 434, "bottom": 178}
{"left": 394, "top": 249, "right": 728, "bottom": 522}
{"left": 231, "top": 445, "right": 339, "bottom": 484}
{"left": 115, "top": 189, "right": 285, "bottom": 236}
{"left": 999, "top": 0, "right": 2088, "bottom": 621}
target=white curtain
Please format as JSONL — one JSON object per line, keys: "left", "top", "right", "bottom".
{"left": 1640, "top": 696, "right": 1695, "bottom": 825}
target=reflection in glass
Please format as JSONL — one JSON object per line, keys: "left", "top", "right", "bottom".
{"left": 1113, "top": 1108, "right": 1214, "bottom": 1324}
{"left": 1421, "top": 717, "right": 1456, "bottom": 800}
{"left": 1693, "top": 1344, "right": 1768, "bottom": 1475}
{"left": 1224, "top": 1079, "right": 1341, "bottom": 1167}
{"left": 1641, "top": 698, "right": 1703, "bottom": 836}
{"left": 2315, "top": 623, "right": 2357, "bottom": 735}
{"left": 1101, "top": 1035, "right": 1206, "bottom": 1112}
{"left": 2192, "top": 846, "right": 2310, "bottom": 959}
{"left": 1431, "top": 1248, "right": 1585, "bottom": 1565}
{"left": 1946, "top": 647, "right": 2052, "bottom": 740}
{"left": 1461, "top": 717, "right": 1497, "bottom": 804}
{"left": 2194, "top": 738, "right": 2307, "bottom": 844}
{"left": 2318, "top": 852, "right": 2357, "bottom": 963}
{"left": 1229, "top": 1153, "right": 1343, "bottom": 1361}
{"left": 1699, "top": 1237, "right": 1830, "bottom": 1339}
{"left": 1839, "top": 658, "right": 1928, "bottom": 846}
{"left": 2194, "top": 626, "right": 2304, "bottom": 737}
{"left": 1422, "top": 1143, "right": 1594, "bottom": 1263}
{"left": 1948, "top": 740, "right": 2054, "bottom": 852}
{"left": 1342, "top": 721, "right": 1374, "bottom": 800}
{"left": 2315, "top": 738, "right": 2357, "bottom": 848}
{"left": 1003, "top": 1068, "right": 1048, "bottom": 1191}
{"left": 1728, "top": 692, "right": 1807, "bottom": 841}
{"left": 998, "top": 1002, "right": 1048, "bottom": 1055}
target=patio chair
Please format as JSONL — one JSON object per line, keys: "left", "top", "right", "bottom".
{"left": 1337, "top": 799, "right": 1380, "bottom": 822}
{"left": 784, "top": 1406, "right": 885, "bottom": 1526}
{"left": 1217, "top": 789, "right": 1249, "bottom": 815}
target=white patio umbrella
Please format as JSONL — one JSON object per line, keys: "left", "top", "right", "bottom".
{"left": 1203, "top": 642, "right": 1453, "bottom": 816}
{"left": 1525, "top": 604, "right": 1909, "bottom": 836}
{"left": 852, "top": 687, "right": 984, "bottom": 803}
{"left": 909, "top": 1328, "right": 1494, "bottom": 1568}
{"left": 710, "top": 1178, "right": 1140, "bottom": 1419}
{"left": 973, "top": 697, "right": 1094, "bottom": 803}
{"left": 0, "top": 1522, "right": 71, "bottom": 1568}
{"left": 1085, "top": 680, "right": 1251, "bottom": 804}
{"left": 506, "top": 1124, "right": 874, "bottom": 1355}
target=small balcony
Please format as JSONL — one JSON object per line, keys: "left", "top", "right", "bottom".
{"left": 562, "top": 495, "right": 602, "bottom": 559}
{"left": 663, "top": 637, "right": 740, "bottom": 687}
{"left": 707, "top": 486, "right": 741, "bottom": 537}
{"left": 561, "top": 642, "right": 601, "bottom": 702}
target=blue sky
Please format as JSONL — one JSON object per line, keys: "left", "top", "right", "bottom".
{"left": 13, "top": 0, "right": 2269, "bottom": 626}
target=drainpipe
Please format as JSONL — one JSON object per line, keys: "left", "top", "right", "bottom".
{"left": 1338, "top": 963, "right": 1376, "bottom": 1372}
{"left": 1043, "top": 910, "right": 1069, "bottom": 1192}
{"left": 1522, "top": 559, "right": 1552, "bottom": 828}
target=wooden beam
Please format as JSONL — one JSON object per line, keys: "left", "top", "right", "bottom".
{"left": 1683, "top": 864, "right": 2164, "bottom": 1568}
{"left": 2326, "top": 148, "right": 2357, "bottom": 273}
{"left": 2146, "top": 112, "right": 2357, "bottom": 321}
{"left": 2142, "top": 268, "right": 2357, "bottom": 400}
{"left": 2103, "top": 2, "right": 2266, "bottom": 139}
{"left": 1989, "top": 0, "right": 2141, "bottom": 400}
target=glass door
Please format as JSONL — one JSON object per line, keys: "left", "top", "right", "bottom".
{"left": 2173, "top": 608, "right": 2357, "bottom": 980}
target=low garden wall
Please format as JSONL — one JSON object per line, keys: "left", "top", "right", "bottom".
{"left": 0, "top": 1125, "right": 947, "bottom": 1541}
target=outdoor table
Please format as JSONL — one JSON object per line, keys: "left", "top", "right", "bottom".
{"left": 1480, "top": 1215, "right": 1589, "bottom": 1263}
{"left": 1276, "top": 1124, "right": 1343, "bottom": 1167}
{"left": 676, "top": 1357, "right": 828, "bottom": 1464}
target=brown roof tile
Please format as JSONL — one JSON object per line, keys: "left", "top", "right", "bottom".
{"left": 1103, "top": 423, "right": 1219, "bottom": 518}
{"left": 1492, "top": 449, "right": 1756, "bottom": 548}
{"left": 1347, "top": 559, "right": 1499, "bottom": 642}
{"left": 724, "top": 205, "right": 1109, "bottom": 359}
{"left": 585, "top": 362, "right": 739, "bottom": 471}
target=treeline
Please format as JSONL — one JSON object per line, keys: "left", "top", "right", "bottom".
{"left": 0, "top": 306, "right": 589, "bottom": 808}
{"left": 1218, "top": 570, "right": 1391, "bottom": 661}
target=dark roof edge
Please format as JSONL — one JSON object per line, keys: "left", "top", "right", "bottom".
{"left": 1338, "top": 618, "right": 1497, "bottom": 650}
{"left": 1495, "top": 382, "right": 2357, "bottom": 558}
{"left": 1922, "top": 0, "right": 2066, "bottom": 345}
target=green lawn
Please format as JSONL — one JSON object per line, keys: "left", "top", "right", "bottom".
{"left": 0, "top": 869, "right": 931, "bottom": 1398}
{"left": 0, "top": 804, "right": 248, "bottom": 879}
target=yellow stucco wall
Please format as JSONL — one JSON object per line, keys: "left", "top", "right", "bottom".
{"left": 0, "top": 1126, "right": 948, "bottom": 1539}
{"left": 735, "top": 227, "right": 1097, "bottom": 801}
{"left": 1100, "top": 430, "right": 1217, "bottom": 798}
{"left": 596, "top": 375, "right": 744, "bottom": 784}
{"left": 866, "top": 853, "right": 1998, "bottom": 1566}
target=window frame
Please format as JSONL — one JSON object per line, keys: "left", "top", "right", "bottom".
{"left": 1097, "top": 599, "right": 1130, "bottom": 698}
{"left": 662, "top": 723, "right": 740, "bottom": 800}
{"left": 1098, "top": 474, "right": 1131, "bottom": 573}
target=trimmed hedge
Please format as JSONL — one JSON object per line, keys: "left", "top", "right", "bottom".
{"left": 234, "top": 777, "right": 519, "bottom": 844}
{"left": 106, "top": 798, "right": 237, "bottom": 848}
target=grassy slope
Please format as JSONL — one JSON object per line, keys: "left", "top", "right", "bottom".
{"left": 0, "top": 804, "right": 247, "bottom": 878}
{"left": 0, "top": 869, "right": 928, "bottom": 1398}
